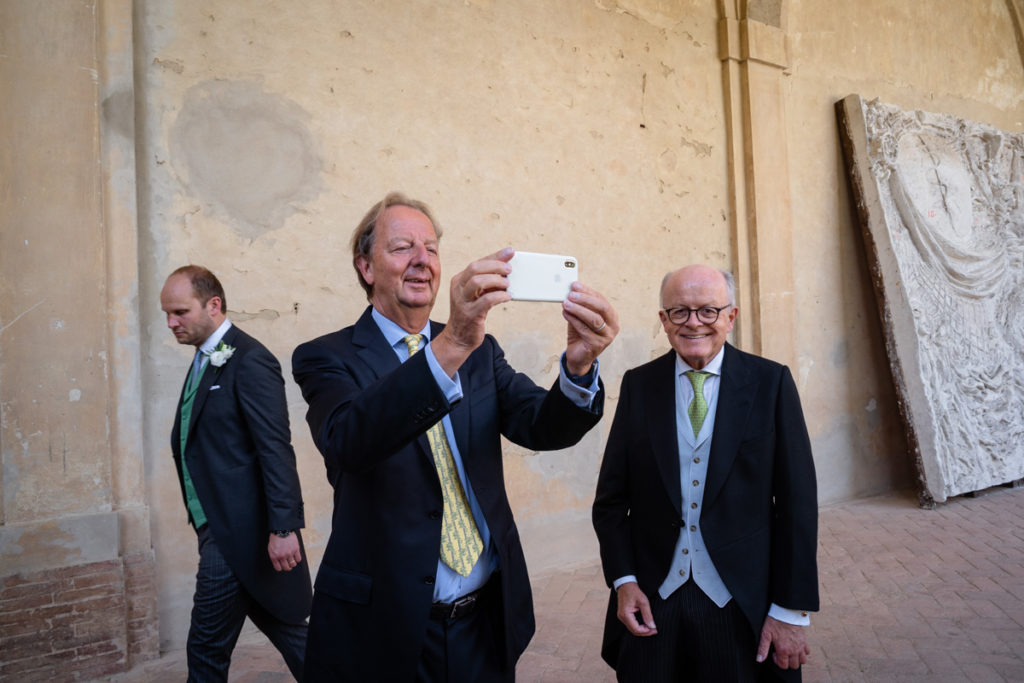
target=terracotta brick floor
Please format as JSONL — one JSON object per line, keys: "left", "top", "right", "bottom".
{"left": 106, "top": 486, "right": 1024, "bottom": 682}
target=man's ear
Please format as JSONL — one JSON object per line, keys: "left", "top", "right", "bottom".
{"left": 207, "top": 295, "right": 224, "bottom": 317}
{"left": 355, "top": 255, "right": 374, "bottom": 287}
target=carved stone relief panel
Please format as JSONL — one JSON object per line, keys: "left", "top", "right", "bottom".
{"left": 837, "top": 95, "right": 1024, "bottom": 505}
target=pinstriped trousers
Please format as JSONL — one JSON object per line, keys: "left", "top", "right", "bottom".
{"left": 614, "top": 580, "right": 758, "bottom": 682}
{"left": 187, "top": 526, "right": 307, "bottom": 682}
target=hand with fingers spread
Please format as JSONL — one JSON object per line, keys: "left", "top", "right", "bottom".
{"left": 430, "top": 248, "right": 514, "bottom": 376}
{"left": 562, "top": 281, "right": 619, "bottom": 376}
{"left": 293, "top": 195, "right": 613, "bottom": 680}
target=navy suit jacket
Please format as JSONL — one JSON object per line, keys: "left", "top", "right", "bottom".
{"left": 171, "top": 325, "right": 312, "bottom": 624}
{"left": 292, "top": 306, "right": 604, "bottom": 681}
{"left": 593, "top": 343, "right": 819, "bottom": 678}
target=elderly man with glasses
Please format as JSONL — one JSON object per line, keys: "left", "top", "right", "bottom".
{"left": 593, "top": 264, "right": 819, "bottom": 682}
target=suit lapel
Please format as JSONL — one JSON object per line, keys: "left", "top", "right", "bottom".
{"left": 704, "top": 344, "right": 756, "bottom": 507}
{"left": 183, "top": 326, "right": 239, "bottom": 451}
{"left": 353, "top": 308, "right": 402, "bottom": 379}
{"left": 649, "top": 351, "right": 683, "bottom": 517}
{"left": 171, "top": 372, "right": 188, "bottom": 458}
{"left": 353, "top": 308, "right": 436, "bottom": 460}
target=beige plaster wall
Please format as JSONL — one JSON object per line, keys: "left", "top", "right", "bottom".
{"left": 122, "top": 0, "right": 1024, "bottom": 652}
{"left": 4, "top": 0, "right": 1022, "bottom": 661}
{"left": 1, "top": 2, "right": 158, "bottom": 673}
{"left": 136, "top": 0, "right": 728, "bottom": 648}
{"left": 0, "top": 0, "right": 120, "bottom": 568}
{"left": 783, "top": 0, "right": 1024, "bottom": 502}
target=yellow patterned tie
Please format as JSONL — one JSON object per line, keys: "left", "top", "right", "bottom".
{"left": 685, "top": 370, "right": 711, "bottom": 435}
{"left": 404, "top": 334, "right": 483, "bottom": 577}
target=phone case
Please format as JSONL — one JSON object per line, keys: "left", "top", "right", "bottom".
{"left": 507, "top": 251, "right": 578, "bottom": 301}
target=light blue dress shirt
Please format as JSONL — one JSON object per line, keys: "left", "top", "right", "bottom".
{"left": 371, "top": 309, "right": 599, "bottom": 603}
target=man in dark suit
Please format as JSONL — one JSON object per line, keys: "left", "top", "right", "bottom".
{"left": 593, "top": 264, "right": 819, "bottom": 682}
{"left": 161, "top": 265, "right": 312, "bottom": 681}
{"left": 292, "top": 192, "right": 619, "bottom": 682}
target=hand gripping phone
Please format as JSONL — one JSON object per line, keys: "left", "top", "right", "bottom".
{"left": 506, "top": 251, "right": 578, "bottom": 302}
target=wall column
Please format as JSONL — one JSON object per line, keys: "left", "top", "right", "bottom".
{"left": 0, "top": 0, "right": 157, "bottom": 677}
{"left": 718, "top": 0, "right": 797, "bottom": 367}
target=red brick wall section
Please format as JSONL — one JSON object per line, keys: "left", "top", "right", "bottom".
{"left": 123, "top": 551, "right": 159, "bottom": 666}
{"left": 0, "top": 557, "right": 148, "bottom": 682}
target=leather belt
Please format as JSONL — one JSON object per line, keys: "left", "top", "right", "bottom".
{"left": 430, "top": 586, "right": 484, "bottom": 621}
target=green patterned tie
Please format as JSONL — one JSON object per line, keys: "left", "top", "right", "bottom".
{"left": 180, "top": 352, "right": 209, "bottom": 528}
{"left": 404, "top": 334, "right": 483, "bottom": 577}
{"left": 685, "top": 370, "right": 711, "bottom": 435}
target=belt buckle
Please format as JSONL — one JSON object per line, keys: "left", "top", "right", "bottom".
{"left": 450, "top": 592, "right": 477, "bottom": 619}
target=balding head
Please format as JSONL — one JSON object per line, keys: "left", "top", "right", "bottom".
{"left": 658, "top": 265, "right": 738, "bottom": 370}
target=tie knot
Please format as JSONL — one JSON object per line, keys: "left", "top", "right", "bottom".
{"left": 685, "top": 370, "right": 710, "bottom": 392}
{"left": 404, "top": 334, "right": 424, "bottom": 356}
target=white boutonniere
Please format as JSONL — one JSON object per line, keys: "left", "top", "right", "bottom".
{"left": 208, "top": 341, "right": 235, "bottom": 368}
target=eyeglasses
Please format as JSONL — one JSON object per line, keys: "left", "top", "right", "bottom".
{"left": 661, "top": 305, "right": 732, "bottom": 325}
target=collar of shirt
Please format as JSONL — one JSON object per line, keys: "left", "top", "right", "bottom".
{"left": 675, "top": 344, "right": 725, "bottom": 380}
{"left": 198, "top": 319, "right": 233, "bottom": 356}
{"left": 371, "top": 308, "right": 430, "bottom": 358}
{"left": 675, "top": 344, "right": 726, "bottom": 445}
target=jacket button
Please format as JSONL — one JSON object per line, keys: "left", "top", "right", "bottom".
{"left": 429, "top": 510, "right": 442, "bottom": 519}
{"left": 424, "top": 576, "right": 435, "bottom": 585}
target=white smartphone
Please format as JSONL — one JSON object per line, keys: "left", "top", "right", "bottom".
{"left": 507, "top": 251, "right": 578, "bottom": 301}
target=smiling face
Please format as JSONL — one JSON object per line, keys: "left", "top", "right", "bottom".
{"left": 160, "top": 273, "right": 223, "bottom": 348}
{"left": 659, "top": 265, "right": 738, "bottom": 370}
{"left": 356, "top": 204, "right": 441, "bottom": 332}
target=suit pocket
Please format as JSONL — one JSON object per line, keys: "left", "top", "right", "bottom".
{"left": 314, "top": 563, "right": 372, "bottom": 605}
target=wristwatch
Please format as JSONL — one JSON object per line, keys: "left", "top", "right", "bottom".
{"left": 271, "top": 529, "right": 293, "bottom": 538}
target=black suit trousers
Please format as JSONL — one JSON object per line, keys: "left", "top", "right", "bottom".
{"left": 612, "top": 581, "right": 758, "bottom": 683}
{"left": 187, "top": 527, "right": 307, "bottom": 682}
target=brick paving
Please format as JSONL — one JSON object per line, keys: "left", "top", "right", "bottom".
{"left": 106, "top": 486, "right": 1024, "bottom": 682}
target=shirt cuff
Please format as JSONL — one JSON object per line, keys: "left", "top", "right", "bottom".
{"left": 559, "top": 353, "right": 599, "bottom": 408}
{"left": 424, "top": 342, "right": 463, "bottom": 404}
{"left": 612, "top": 575, "right": 638, "bottom": 590}
{"left": 768, "top": 603, "right": 811, "bottom": 626}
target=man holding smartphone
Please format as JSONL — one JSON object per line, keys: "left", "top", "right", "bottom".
{"left": 292, "top": 192, "right": 619, "bottom": 682}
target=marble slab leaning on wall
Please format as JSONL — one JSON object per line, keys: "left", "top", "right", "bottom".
{"left": 836, "top": 94, "right": 1024, "bottom": 507}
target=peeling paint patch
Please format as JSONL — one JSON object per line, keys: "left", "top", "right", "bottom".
{"left": 592, "top": 0, "right": 685, "bottom": 30}
{"left": 69, "top": 389, "right": 82, "bottom": 402}
{"left": 170, "top": 80, "right": 322, "bottom": 239}
{"left": 153, "top": 57, "right": 185, "bottom": 74}
{"left": 680, "top": 136, "right": 712, "bottom": 158}
{"left": 230, "top": 309, "right": 281, "bottom": 323}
